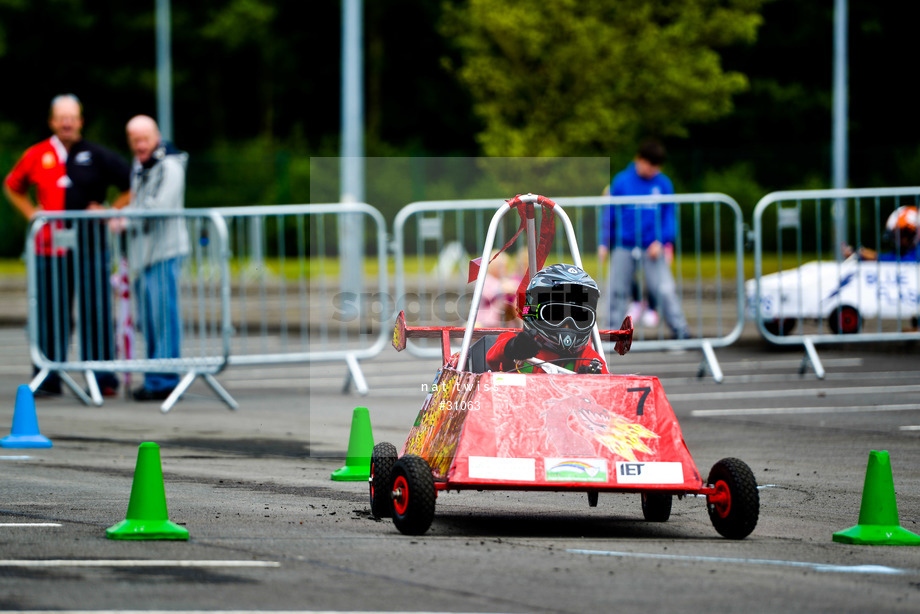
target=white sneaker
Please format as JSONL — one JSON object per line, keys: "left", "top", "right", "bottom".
{"left": 641, "top": 309, "right": 659, "bottom": 328}
{"left": 626, "top": 302, "right": 643, "bottom": 324}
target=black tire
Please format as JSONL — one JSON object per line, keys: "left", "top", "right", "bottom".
{"left": 369, "top": 442, "right": 398, "bottom": 519}
{"left": 763, "top": 318, "right": 796, "bottom": 337}
{"left": 641, "top": 492, "right": 672, "bottom": 522}
{"left": 390, "top": 454, "right": 436, "bottom": 535}
{"left": 828, "top": 305, "right": 861, "bottom": 335}
{"left": 706, "top": 458, "right": 759, "bottom": 539}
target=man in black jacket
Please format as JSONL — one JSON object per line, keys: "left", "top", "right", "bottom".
{"left": 4, "top": 94, "right": 130, "bottom": 396}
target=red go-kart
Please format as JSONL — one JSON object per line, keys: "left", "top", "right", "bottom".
{"left": 374, "top": 194, "right": 759, "bottom": 538}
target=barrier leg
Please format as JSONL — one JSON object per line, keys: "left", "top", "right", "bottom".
{"left": 61, "top": 371, "right": 94, "bottom": 406}
{"left": 84, "top": 370, "right": 103, "bottom": 407}
{"left": 342, "top": 354, "right": 369, "bottom": 396}
{"left": 159, "top": 371, "right": 239, "bottom": 414}
{"left": 799, "top": 337, "right": 826, "bottom": 380}
{"left": 159, "top": 372, "right": 195, "bottom": 414}
{"left": 30, "top": 367, "right": 94, "bottom": 406}
{"left": 203, "top": 373, "right": 239, "bottom": 411}
{"left": 696, "top": 340, "right": 724, "bottom": 384}
{"left": 28, "top": 368, "right": 51, "bottom": 393}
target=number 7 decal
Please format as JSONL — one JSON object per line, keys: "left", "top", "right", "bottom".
{"left": 627, "top": 386, "right": 651, "bottom": 415}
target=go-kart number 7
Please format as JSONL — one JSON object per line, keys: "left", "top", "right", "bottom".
{"left": 628, "top": 386, "right": 651, "bottom": 415}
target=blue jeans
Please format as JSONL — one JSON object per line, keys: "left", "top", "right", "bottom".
{"left": 136, "top": 257, "right": 182, "bottom": 392}
{"left": 606, "top": 246, "right": 689, "bottom": 339}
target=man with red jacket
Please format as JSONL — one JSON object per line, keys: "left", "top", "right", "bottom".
{"left": 4, "top": 94, "right": 130, "bottom": 395}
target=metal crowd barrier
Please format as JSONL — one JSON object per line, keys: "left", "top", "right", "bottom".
{"left": 27, "top": 209, "right": 233, "bottom": 412}
{"left": 26, "top": 203, "right": 391, "bottom": 408}
{"left": 213, "top": 203, "right": 390, "bottom": 395}
{"left": 751, "top": 187, "right": 920, "bottom": 378}
{"left": 392, "top": 194, "right": 745, "bottom": 382}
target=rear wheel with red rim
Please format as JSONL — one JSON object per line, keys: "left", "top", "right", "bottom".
{"left": 641, "top": 492, "right": 673, "bottom": 522}
{"left": 706, "top": 457, "right": 759, "bottom": 539}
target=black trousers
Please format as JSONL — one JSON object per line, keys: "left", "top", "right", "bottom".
{"left": 34, "top": 220, "right": 117, "bottom": 391}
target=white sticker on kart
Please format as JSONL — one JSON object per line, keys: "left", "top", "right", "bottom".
{"left": 492, "top": 373, "right": 526, "bottom": 387}
{"left": 469, "top": 456, "right": 535, "bottom": 481}
{"left": 545, "top": 458, "right": 608, "bottom": 482}
{"left": 614, "top": 461, "right": 683, "bottom": 484}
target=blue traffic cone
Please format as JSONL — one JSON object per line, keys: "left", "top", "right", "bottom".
{"left": 1, "top": 385, "right": 53, "bottom": 448}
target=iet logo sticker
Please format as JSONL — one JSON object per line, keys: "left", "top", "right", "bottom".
{"left": 545, "top": 458, "right": 607, "bottom": 482}
{"left": 615, "top": 461, "right": 683, "bottom": 484}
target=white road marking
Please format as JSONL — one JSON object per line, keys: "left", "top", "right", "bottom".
{"left": 614, "top": 357, "right": 863, "bottom": 372}
{"left": 0, "top": 523, "right": 61, "bottom": 527}
{"left": 670, "top": 384, "right": 920, "bottom": 402}
{"left": 899, "top": 425, "right": 920, "bottom": 431}
{"left": 567, "top": 549, "right": 913, "bottom": 575}
{"left": 0, "top": 560, "right": 280, "bottom": 568}
{"left": 677, "top": 370, "right": 920, "bottom": 386}
{"left": 0, "top": 456, "right": 32, "bottom": 460}
{"left": 692, "top": 404, "right": 920, "bottom": 417}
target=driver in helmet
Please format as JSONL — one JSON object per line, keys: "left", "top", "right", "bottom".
{"left": 486, "top": 264, "right": 608, "bottom": 374}
{"left": 845, "top": 206, "right": 920, "bottom": 261}
{"left": 879, "top": 206, "right": 920, "bottom": 261}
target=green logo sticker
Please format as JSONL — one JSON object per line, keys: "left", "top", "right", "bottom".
{"left": 545, "top": 458, "right": 607, "bottom": 482}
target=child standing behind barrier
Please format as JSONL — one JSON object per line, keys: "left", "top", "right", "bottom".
{"left": 475, "top": 251, "right": 522, "bottom": 328}
{"left": 598, "top": 139, "right": 690, "bottom": 340}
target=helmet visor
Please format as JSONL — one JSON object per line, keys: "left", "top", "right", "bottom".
{"left": 530, "top": 303, "right": 596, "bottom": 330}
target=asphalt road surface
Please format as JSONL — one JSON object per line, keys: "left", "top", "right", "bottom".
{"left": 2, "top": 326, "right": 919, "bottom": 613}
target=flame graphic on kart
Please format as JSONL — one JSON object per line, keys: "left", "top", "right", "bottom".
{"left": 570, "top": 405, "right": 658, "bottom": 462}
{"left": 545, "top": 381, "right": 659, "bottom": 461}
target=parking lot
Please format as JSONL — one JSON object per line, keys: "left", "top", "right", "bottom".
{"left": 2, "top": 325, "right": 920, "bottom": 613}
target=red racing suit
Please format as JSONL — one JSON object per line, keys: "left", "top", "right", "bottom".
{"left": 486, "top": 331, "right": 609, "bottom": 373}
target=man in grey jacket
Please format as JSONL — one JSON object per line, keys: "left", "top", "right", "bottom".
{"left": 124, "top": 115, "right": 190, "bottom": 401}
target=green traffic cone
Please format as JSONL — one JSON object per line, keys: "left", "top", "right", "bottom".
{"left": 331, "top": 406, "right": 374, "bottom": 481}
{"left": 833, "top": 450, "right": 920, "bottom": 546}
{"left": 106, "top": 442, "right": 189, "bottom": 540}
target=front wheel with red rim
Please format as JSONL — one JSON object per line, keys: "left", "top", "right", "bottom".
{"left": 369, "top": 442, "right": 398, "bottom": 519}
{"left": 390, "top": 454, "right": 436, "bottom": 535}
{"left": 706, "top": 458, "right": 759, "bottom": 539}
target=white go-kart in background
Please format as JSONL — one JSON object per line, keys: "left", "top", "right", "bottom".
{"left": 746, "top": 256, "right": 920, "bottom": 336}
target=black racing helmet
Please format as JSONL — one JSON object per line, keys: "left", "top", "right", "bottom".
{"left": 521, "top": 264, "right": 599, "bottom": 356}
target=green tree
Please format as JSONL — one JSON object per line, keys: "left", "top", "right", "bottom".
{"left": 199, "top": 0, "right": 277, "bottom": 140}
{"left": 442, "top": 0, "right": 766, "bottom": 156}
